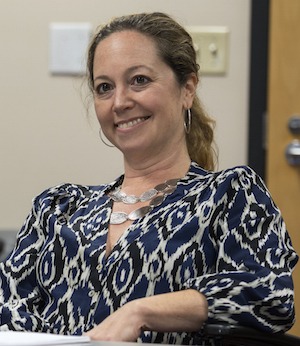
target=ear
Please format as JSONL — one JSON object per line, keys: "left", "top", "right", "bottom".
{"left": 182, "top": 73, "right": 198, "bottom": 109}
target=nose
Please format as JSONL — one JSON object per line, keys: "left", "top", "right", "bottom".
{"left": 112, "top": 86, "right": 134, "bottom": 114}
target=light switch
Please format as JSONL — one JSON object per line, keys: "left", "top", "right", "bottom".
{"left": 187, "top": 26, "right": 229, "bottom": 75}
{"left": 49, "top": 23, "right": 92, "bottom": 75}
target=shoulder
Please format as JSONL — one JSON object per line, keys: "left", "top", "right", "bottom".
{"left": 32, "top": 182, "right": 108, "bottom": 214}
{"left": 36, "top": 182, "right": 103, "bottom": 200}
{"left": 189, "top": 161, "right": 261, "bottom": 184}
{"left": 217, "top": 165, "right": 267, "bottom": 192}
{"left": 216, "top": 165, "right": 263, "bottom": 186}
{"left": 188, "top": 162, "right": 268, "bottom": 195}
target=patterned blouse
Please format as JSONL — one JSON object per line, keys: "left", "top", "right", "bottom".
{"left": 0, "top": 162, "right": 298, "bottom": 344}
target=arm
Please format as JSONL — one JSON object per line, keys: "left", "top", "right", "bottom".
{"left": 0, "top": 184, "right": 86, "bottom": 332}
{"left": 86, "top": 289, "right": 208, "bottom": 341}
{"left": 183, "top": 167, "right": 298, "bottom": 332}
{"left": 0, "top": 196, "right": 50, "bottom": 332}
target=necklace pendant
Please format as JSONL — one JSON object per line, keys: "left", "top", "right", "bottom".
{"left": 109, "top": 188, "right": 124, "bottom": 202}
{"left": 110, "top": 212, "right": 128, "bottom": 225}
{"left": 154, "top": 182, "right": 168, "bottom": 192}
{"left": 166, "top": 178, "right": 180, "bottom": 186}
{"left": 165, "top": 186, "right": 177, "bottom": 194}
{"left": 122, "top": 195, "right": 139, "bottom": 204}
{"left": 128, "top": 206, "right": 153, "bottom": 221}
{"left": 140, "top": 188, "right": 157, "bottom": 202}
{"left": 110, "top": 194, "right": 121, "bottom": 202}
{"left": 150, "top": 195, "right": 164, "bottom": 207}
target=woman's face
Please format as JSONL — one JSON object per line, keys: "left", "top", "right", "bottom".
{"left": 92, "top": 30, "right": 196, "bottom": 160}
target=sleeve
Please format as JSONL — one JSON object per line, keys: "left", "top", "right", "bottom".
{"left": 183, "top": 166, "right": 298, "bottom": 333}
{"left": 0, "top": 190, "right": 52, "bottom": 332}
{"left": 0, "top": 182, "right": 88, "bottom": 333}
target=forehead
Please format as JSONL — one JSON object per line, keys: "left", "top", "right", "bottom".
{"left": 93, "top": 30, "right": 161, "bottom": 66}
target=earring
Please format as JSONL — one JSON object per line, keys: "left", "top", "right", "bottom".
{"left": 184, "top": 109, "right": 192, "bottom": 134}
{"left": 99, "top": 128, "right": 115, "bottom": 148}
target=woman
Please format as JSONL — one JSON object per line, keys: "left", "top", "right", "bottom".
{"left": 0, "top": 12, "right": 298, "bottom": 344}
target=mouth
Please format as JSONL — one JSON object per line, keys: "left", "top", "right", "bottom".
{"left": 116, "top": 116, "right": 151, "bottom": 130}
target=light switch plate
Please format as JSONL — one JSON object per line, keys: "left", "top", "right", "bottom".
{"left": 49, "top": 23, "right": 92, "bottom": 75}
{"left": 187, "top": 26, "right": 229, "bottom": 75}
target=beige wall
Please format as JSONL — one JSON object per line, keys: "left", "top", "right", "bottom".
{"left": 0, "top": 0, "right": 250, "bottom": 229}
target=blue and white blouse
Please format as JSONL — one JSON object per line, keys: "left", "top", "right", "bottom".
{"left": 0, "top": 162, "right": 298, "bottom": 344}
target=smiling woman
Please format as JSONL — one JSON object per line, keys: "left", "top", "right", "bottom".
{"left": 91, "top": 29, "right": 195, "bottom": 167}
{"left": 0, "top": 11, "right": 298, "bottom": 345}
{"left": 87, "top": 12, "right": 216, "bottom": 171}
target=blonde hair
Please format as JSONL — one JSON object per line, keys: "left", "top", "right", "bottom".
{"left": 87, "top": 12, "right": 217, "bottom": 170}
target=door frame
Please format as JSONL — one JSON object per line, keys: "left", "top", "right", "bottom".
{"left": 247, "top": 0, "right": 269, "bottom": 179}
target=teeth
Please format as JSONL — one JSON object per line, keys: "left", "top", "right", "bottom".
{"left": 117, "top": 117, "right": 148, "bottom": 129}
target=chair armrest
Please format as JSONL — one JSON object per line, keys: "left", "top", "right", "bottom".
{"left": 196, "top": 323, "right": 300, "bottom": 346}
{"left": 0, "top": 230, "right": 17, "bottom": 262}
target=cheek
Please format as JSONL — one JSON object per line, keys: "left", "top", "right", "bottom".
{"left": 137, "top": 89, "right": 172, "bottom": 113}
{"left": 93, "top": 100, "right": 110, "bottom": 125}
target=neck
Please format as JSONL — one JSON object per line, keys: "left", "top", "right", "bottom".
{"left": 121, "top": 150, "right": 191, "bottom": 193}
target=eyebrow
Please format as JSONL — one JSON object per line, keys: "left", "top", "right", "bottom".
{"left": 93, "top": 65, "right": 155, "bottom": 82}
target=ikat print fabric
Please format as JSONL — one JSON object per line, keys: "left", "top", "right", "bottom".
{"left": 0, "top": 162, "right": 298, "bottom": 344}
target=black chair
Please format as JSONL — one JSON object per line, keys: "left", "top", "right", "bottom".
{"left": 0, "top": 230, "right": 17, "bottom": 262}
{"left": 196, "top": 324, "right": 300, "bottom": 346}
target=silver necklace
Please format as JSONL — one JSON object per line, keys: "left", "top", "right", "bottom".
{"left": 109, "top": 178, "right": 180, "bottom": 225}
{"left": 109, "top": 187, "right": 158, "bottom": 204}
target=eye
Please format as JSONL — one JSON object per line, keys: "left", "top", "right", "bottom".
{"left": 132, "top": 75, "right": 150, "bottom": 86}
{"left": 95, "top": 82, "right": 113, "bottom": 95}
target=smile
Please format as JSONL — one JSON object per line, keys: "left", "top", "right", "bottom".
{"left": 116, "top": 116, "right": 150, "bottom": 129}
